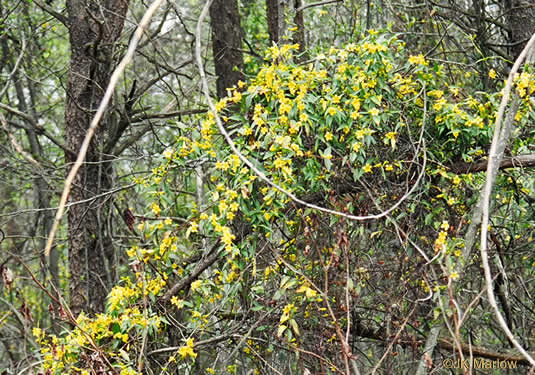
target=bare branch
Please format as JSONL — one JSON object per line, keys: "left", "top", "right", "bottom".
{"left": 452, "top": 154, "right": 535, "bottom": 174}
{"left": 0, "top": 112, "right": 41, "bottom": 169}
{"left": 0, "top": 183, "right": 136, "bottom": 220}
{"left": 161, "top": 242, "right": 221, "bottom": 301}
{"left": 296, "top": 0, "right": 342, "bottom": 13}
{"left": 132, "top": 108, "right": 207, "bottom": 121}
{"left": 0, "top": 38, "right": 26, "bottom": 98}
{"left": 0, "top": 103, "right": 72, "bottom": 156}
{"left": 32, "top": 0, "right": 69, "bottom": 26}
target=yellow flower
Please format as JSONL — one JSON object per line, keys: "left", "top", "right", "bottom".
{"left": 363, "top": 164, "right": 373, "bottom": 173}
{"left": 296, "top": 285, "right": 318, "bottom": 299}
{"left": 351, "top": 111, "right": 360, "bottom": 119}
{"left": 325, "top": 131, "right": 333, "bottom": 141}
{"left": 215, "top": 161, "right": 230, "bottom": 171}
{"left": 369, "top": 108, "right": 379, "bottom": 117}
{"left": 327, "top": 106, "right": 337, "bottom": 116}
{"left": 163, "top": 148, "right": 174, "bottom": 159}
{"left": 191, "top": 280, "right": 202, "bottom": 291}
{"left": 170, "top": 296, "right": 184, "bottom": 309}
{"left": 488, "top": 69, "right": 496, "bottom": 79}
{"left": 428, "top": 90, "right": 444, "bottom": 99}
{"left": 32, "top": 327, "right": 42, "bottom": 340}
{"left": 178, "top": 338, "right": 197, "bottom": 359}
{"left": 151, "top": 202, "right": 161, "bottom": 216}
{"left": 433, "top": 226, "right": 449, "bottom": 252}
{"left": 408, "top": 54, "right": 428, "bottom": 66}
{"left": 241, "top": 126, "right": 253, "bottom": 136}
{"left": 433, "top": 98, "right": 447, "bottom": 111}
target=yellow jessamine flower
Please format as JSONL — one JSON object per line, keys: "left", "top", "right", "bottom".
{"left": 151, "top": 202, "right": 161, "bottom": 216}
{"left": 191, "top": 280, "right": 202, "bottom": 291}
{"left": 178, "top": 338, "right": 197, "bottom": 359}
{"left": 408, "top": 54, "right": 428, "bottom": 66}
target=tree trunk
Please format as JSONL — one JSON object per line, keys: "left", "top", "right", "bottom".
{"left": 266, "top": 0, "right": 286, "bottom": 45}
{"left": 505, "top": 0, "right": 535, "bottom": 59}
{"left": 293, "top": 0, "right": 306, "bottom": 58}
{"left": 209, "top": 0, "right": 245, "bottom": 98}
{"left": 65, "top": 0, "right": 129, "bottom": 316}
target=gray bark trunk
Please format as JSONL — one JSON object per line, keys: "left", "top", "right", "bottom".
{"left": 65, "top": 0, "right": 129, "bottom": 316}
{"left": 209, "top": 0, "right": 245, "bottom": 98}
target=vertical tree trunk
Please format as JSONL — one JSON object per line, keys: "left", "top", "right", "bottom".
{"left": 209, "top": 0, "right": 245, "bottom": 99}
{"left": 293, "top": 0, "right": 306, "bottom": 58}
{"left": 65, "top": 0, "right": 129, "bottom": 316}
{"left": 266, "top": 0, "right": 286, "bottom": 45}
{"left": 505, "top": 0, "right": 535, "bottom": 59}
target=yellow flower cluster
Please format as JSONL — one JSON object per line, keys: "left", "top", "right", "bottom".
{"left": 267, "top": 43, "right": 300, "bottom": 61}
{"left": 514, "top": 72, "right": 535, "bottom": 97}
{"left": 434, "top": 221, "right": 449, "bottom": 254}
{"left": 109, "top": 285, "right": 139, "bottom": 311}
{"left": 178, "top": 338, "right": 197, "bottom": 359}
{"left": 390, "top": 73, "right": 418, "bottom": 97}
{"left": 408, "top": 54, "right": 428, "bottom": 66}
{"left": 39, "top": 306, "right": 161, "bottom": 373}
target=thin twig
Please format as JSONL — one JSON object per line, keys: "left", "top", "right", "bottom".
{"left": 370, "top": 306, "right": 417, "bottom": 375}
{"left": 0, "top": 112, "right": 41, "bottom": 168}
{"left": 0, "top": 38, "right": 26, "bottom": 98}
{"left": 0, "top": 184, "right": 136, "bottom": 219}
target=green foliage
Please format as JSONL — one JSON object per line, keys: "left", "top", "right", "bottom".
{"left": 32, "top": 30, "right": 535, "bottom": 374}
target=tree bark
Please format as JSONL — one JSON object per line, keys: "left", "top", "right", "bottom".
{"left": 505, "top": 0, "right": 535, "bottom": 59}
{"left": 266, "top": 0, "right": 286, "bottom": 45}
{"left": 65, "top": 0, "right": 129, "bottom": 316}
{"left": 209, "top": 0, "right": 245, "bottom": 98}
{"left": 293, "top": 0, "right": 306, "bottom": 58}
